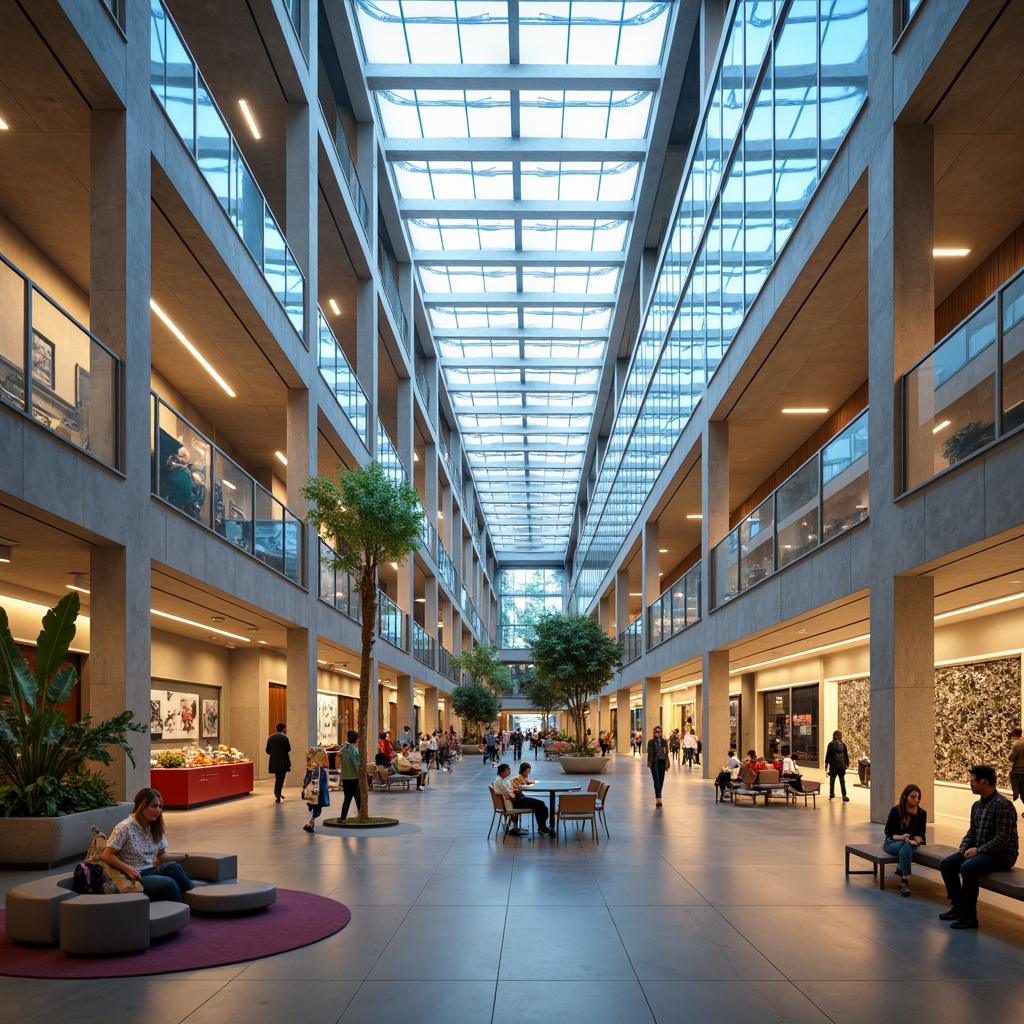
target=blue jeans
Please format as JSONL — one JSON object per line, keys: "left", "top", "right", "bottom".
{"left": 882, "top": 838, "right": 917, "bottom": 876}
{"left": 939, "top": 850, "right": 1012, "bottom": 917}
{"left": 140, "top": 861, "right": 194, "bottom": 902}
{"left": 650, "top": 759, "right": 666, "bottom": 799}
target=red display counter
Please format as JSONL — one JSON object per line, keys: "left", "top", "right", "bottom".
{"left": 151, "top": 761, "right": 254, "bottom": 808}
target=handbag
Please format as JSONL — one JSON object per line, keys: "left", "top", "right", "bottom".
{"left": 302, "top": 769, "right": 321, "bottom": 802}
{"left": 86, "top": 825, "right": 140, "bottom": 894}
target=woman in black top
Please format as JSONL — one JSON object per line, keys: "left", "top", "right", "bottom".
{"left": 647, "top": 726, "right": 669, "bottom": 807}
{"left": 883, "top": 784, "right": 927, "bottom": 897}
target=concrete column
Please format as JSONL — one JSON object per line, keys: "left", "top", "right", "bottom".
{"left": 616, "top": 686, "right": 633, "bottom": 754}
{"left": 356, "top": 122, "right": 378, "bottom": 254}
{"left": 870, "top": 576, "right": 935, "bottom": 823}
{"left": 424, "top": 441, "right": 438, "bottom": 558}
{"left": 701, "top": 649, "right": 730, "bottom": 780}
{"left": 740, "top": 672, "right": 756, "bottom": 756}
{"left": 440, "top": 599, "right": 454, "bottom": 656}
{"left": 642, "top": 676, "right": 662, "bottom": 736}
{"left": 396, "top": 375, "right": 414, "bottom": 480}
{"left": 588, "top": 699, "right": 599, "bottom": 742}
{"left": 441, "top": 484, "right": 453, "bottom": 551}
{"left": 229, "top": 648, "right": 264, "bottom": 780}
{"left": 357, "top": 278, "right": 378, "bottom": 451}
{"left": 286, "top": 386, "right": 317, "bottom": 589}
{"left": 422, "top": 685, "right": 439, "bottom": 735}
{"left": 285, "top": 97, "right": 317, "bottom": 350}
{"left": 703, "top": 420, "right": 729, "bottom": 615}
{"left": 394, "top": 674, "right": 415, "bottom": 745}
{"left": 426, "top": 576, "right": 439, "bottom": 649}
{"left": 599, "top": 694, "right": 612, "bottom": 737}
{"left": 642, "top": 520, "right": 660, "bottom": 652}
{"left": 615, "top": 569, "right": 630, "bottom": 636}
{"left": 286, "top": 626, "right": 317, "bottom": 757}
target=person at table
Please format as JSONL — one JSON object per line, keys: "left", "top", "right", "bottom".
{"left": 939, "top": 764, "right": 1018, "bottom": 929}
{"left": 883, "top": 783, "right": 927, "bottom": 897}
{"left": 647, "top": 726, "right": 669, "bottom": 808}
{"left": 101, "top": 787, "right": 194, "bottom": 902}
{"left": 494, "top": 763, "right": 528, "bottom": 836}
{"left": 395, "top": 743, "right": 426, "bottom": 790}
{"left": 511, "top": 762, "right": 551, "bottom": 835}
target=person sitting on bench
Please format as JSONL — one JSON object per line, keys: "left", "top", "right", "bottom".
{"left": 395, "top": 743, "right": 426, "bottom": 790}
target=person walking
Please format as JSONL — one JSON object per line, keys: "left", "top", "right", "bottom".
{"left": 825, "top": 730, "right": 850, "bottom": 800}
{"left": 338, "top": 729, "right": 360, "bottom": 821}
{"left": 883, "top": 784, "right": 927, "bottom": 897}
{"left": 647, "top": 726, "right": 670, "bottom": 808}
{"left": 266, "top": 722, "right": 291, "bottom": 803}
{"left": 668, "top": 729, "right": 681, "bottom": 765}
{"left": 1009, "top": 726, "right": 1024, "bottom": 817}
{"left": 683, "top": 729, "right": 697, "bottom": 768}
{"left": 302, "top": 747, "right": 330, "bottom": 833}
{"left": 484, "top": 728, "right": 498, "bottom": 764}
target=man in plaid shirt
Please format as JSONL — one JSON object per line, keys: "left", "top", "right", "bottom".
{"left": 939, "top": 764, "right": 1019, "bottom": 929}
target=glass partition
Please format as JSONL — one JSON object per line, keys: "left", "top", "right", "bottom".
{"left": 712, "top": 411, "right": 868, "bottom": 608}
{"left": 379, "top": 246, "right": 408, "bottom": 346}
{"left": 376, "top": 422, "right": 406, "bottom": 485}
{"left": 647, "top": 561, "right": 701, "bottom": 649}
{"left": 621, "top": 614, "right": 643, "bottom": 665}
{"left": 0, "top": 254, "right": 120, "bottom": 468}
{"left": 318, "top": 539, "right": 360, "bottom": 620}
{"left": 152, "top": 393, "right": 305, "bottom": 585}
{"left": 438, "top": 644, "right": 458, "bottom": 683}
{"left": 903, "top": 292, "right": 1003, "bottom": 490}
{"left": 377, "top": 590, "right": 405, "bottom": 649}
{"left": 317, "top": 309, "right": 368, "bottom": 442}
{"left": 412, "top": 621, "right": 434, "bottom": 668}
{"left": 150, "top": 0, "right": 305, "bottom": 339}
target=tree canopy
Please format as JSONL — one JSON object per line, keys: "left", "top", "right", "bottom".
{"left": 451, "top": 641, "right": 511, "bottom": 696}
{"left": 450, "top": 682, "right": 500, "bottom": 742}
{"left": 530, "top": 613, "right": 623, "bottom": 749}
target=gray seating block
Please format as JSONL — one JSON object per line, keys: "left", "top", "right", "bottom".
{"left": 186, "top": 852, "right": 238, "bottom": 882}
{"left": 149, "top": 900, "right": 190, "bottom": 939}
{"left": 5, "top": 877, "right": 76, "bottom": 945}
{"left": 59, "top": 893, "right": 150, "bottom": 955}
{"left": 185, "top": 878, "right": 277, "bottom": 915}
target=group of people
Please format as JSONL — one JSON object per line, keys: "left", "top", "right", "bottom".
{"left": 493, "top": 761, "right": 551, "bottom": 835}
{"left": 484, "top": 728, "right": 526, "bottom": 763}
{"left": 667, "top": 727, "right": 701, "bottom": 766}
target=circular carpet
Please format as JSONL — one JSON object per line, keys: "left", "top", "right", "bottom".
{"left": 0, "top": 888, "right": 351, "bottom": 979}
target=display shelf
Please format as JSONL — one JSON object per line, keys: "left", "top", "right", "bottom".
{"left": 151, "top": 761, "right": 254, "bottom": 808}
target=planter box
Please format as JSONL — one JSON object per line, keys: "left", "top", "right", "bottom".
{"left": 459, "top": 744, "right": 485, "bottom": 755}
{"left": 558, "top": 756, "right": 611, "bottom": 775}
{"left": 0, "top": 802, "right": 132, "bottom": 869}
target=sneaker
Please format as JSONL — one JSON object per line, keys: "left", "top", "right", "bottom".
{"left": 938, "top": 906, "right": 963, "bottom": 921}
{"left": 950, "top": 916, "right": 979, "bottom": 929}
{"left": 900, "top": 879, "right": 910, "bottom": 897}
{"left": 303, "top": 824, "right": 314, "bottom": 833}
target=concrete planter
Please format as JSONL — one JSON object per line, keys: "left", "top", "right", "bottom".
{"left": 0, "top": 802, "right": 132, "bottom": 868}
{"left": 458, "top": 744, "right": 485, "bottom": 755}
{"left": 558, "top": 756, "right": 611, "bottom": 775}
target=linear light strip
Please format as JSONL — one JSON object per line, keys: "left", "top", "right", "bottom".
{"left": 151, "top": 609, "right": 250, "bottom": 642}
{"left": 150, "top": 299, "right": 237, "bottom": 398}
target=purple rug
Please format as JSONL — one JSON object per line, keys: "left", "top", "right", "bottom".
{"left": 0, "top": 887, "right": 350, "bottom": 978}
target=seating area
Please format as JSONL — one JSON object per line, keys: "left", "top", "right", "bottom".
{"left": 487, "top": 778, "right": 610, "bottom": 843}
{"left": 717, "top": 766, "right": 821, "bottom": 807}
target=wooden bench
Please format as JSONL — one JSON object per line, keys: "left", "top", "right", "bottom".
{"left": 366, "top": 768, "right": 416, "bottom": 791}
{"left": 845, "top": 844, "right": 898, "bottom": 889}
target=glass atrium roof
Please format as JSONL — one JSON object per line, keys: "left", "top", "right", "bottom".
{"left": 353, "top": 1, "right": 674, "bottom": 558}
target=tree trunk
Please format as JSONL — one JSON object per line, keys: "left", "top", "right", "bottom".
{"left": 356, "top": 566, "right": 377, "bottom": 822}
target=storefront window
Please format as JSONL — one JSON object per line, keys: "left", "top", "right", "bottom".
{"left": 763, "top": 684, "right": 819, "bottom": 766}
{"left": 729, "top": 695, "right": 740, "bottom": 752}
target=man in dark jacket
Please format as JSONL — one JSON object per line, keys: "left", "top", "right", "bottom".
{"left": 266, "top": 723, "right": 291, "bottom": 802}
{"left": 824, "top": 730, "right": 849, "bottom": 801}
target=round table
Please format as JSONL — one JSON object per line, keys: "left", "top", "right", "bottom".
{"left": 518, "top": 780, "right": 582, "bottom": 823}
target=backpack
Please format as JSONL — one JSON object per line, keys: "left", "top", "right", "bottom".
{"left": 72, "top": 861, "right": 107, "bottom": 894}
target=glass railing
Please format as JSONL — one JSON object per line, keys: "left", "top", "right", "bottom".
{"left": 99, "top": 0, "right": 123, "bottom": 27}
{"left": 283, "top": 0, "right": 302, "bottom": 45}
{"left": 438, "top": 644, "right": 458, "bottom": 683}
{"left": 378, "top": 246, "right": 408, "bottom": 347}
{"left": 318, "top": 539, "right": 361, "bottom": 620}
{"left": 621, "top": 614, "right": 643, "bottom": 665}
{"left": 149, "top": 0, "right": 304, "bottom": 340}
{"left": 901, "top": 0, "right": 926, "bottom": 31}
{"left": 438, "top": 436, "right": 462, "bottom": 496}
{"left": 903, "top": 267, "right": 1024, "bottom": 490}
{"left": 416, "top": 365, "right": 430, "bottom": 409}
{"left": 0, "top": 253, "right": 120, "bottom": 468}
{"left": 419, "top": 511, "right": 436, "bottom": 555}
{"left": 152, "top": 393, "right": 305, "bottom": 585}
{"left": 317, "top": 309, "right": 369, "bottom": 443}
{"left": 332, "top": 120, "right": 370, "bottom": 235}
{"left": 412, "top": 621, "right": 434, "bottom": 668}
{"left": 376, "top": 422, "right": 406, "bottom": 485}
{"left": 712, "top": 411, "right": 868, "bottom": 608}
{"left": 377, "top": 589, "right": 405, "bottom": 649}
{"left": 648, "top": 561, "right": 702, "bottom": 649}
{"left": 437, "top": 542, "right": 457, "bottom": 594}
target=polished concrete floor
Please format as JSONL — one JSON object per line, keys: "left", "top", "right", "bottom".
{"left": 4, "top": 755, "right": 1024, "bottom": 1023}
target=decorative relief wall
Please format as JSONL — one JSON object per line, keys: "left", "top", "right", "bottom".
{"left": 935, "top": 656, "right": 1022, "bottom": 787}
{"left": 837, "top": 677, "right": 870, "bottom": 763}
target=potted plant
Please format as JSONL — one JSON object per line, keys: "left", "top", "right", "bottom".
{"left": 529, "top": 613, "right": 623, "bottom": 774}
{"left": 450, "top": 682, "right": 500, "bottom": 755}
{"left": 0, "top": 592, "right": 142, "bottom": 866}
{"left": 302, "top": 461, "right": 422, "bottom": 827}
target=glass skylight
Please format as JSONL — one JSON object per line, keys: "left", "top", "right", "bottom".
{"left": 352, "top": 0, "right": 673, "bottom": 559}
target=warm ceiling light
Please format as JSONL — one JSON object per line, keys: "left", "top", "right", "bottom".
{"left": 933, "top": 248, "right": 970, "bottom": 257}
{"left": 66, "top": 573, "right": 90, "bottom": 594}
{"left": 437, "top": 511, "right": 443, "bottom": 518}
{"left": 275, "top": 451, "right": 288, "bottom": 465}
{"left": 0, "top": 544, "right": 11, "bottom": 563}
{"left": 389, "top": 562, "right": 398, "bottom": 570}
{"left": 0, "top": 115, "right": 8, "bottom": 131}
{"left": 150, "top": 300, "right": 236, "bottom": 398}
{"left": 238, "top": 99, "right": 261, "bottom": 140}
{"left": 932, "top": 419, "right": 951, "bottom": 434}
{"left": 151, "top": 609, "right": 250, "bottom": 641}
{"left": 685, "top": 514, "right": 703, "bottom": 520}
{"left": 221, "top": 478, "right": 236, "bottom": 490}
{"left": 629, "top": 592, "right": 642, "bottom": 597}
{"left": 659, "top": 548, "right": 668, "bottom": 553}
{"left": 328, "top": 298, "right": 341, "bottom": 316}
{"left": 413, "top": 452, "right": 419, "bottom": 462}
{"left": 934, "top": 592, "right": 1024, "bottom": 621}
{"left": 258, "top": 639, "right": 267, "bottom": 645}
{"left": 415, "top": 598, "right": 426, "bottom": 603}
{"left": 782, "top": 407, "right": 829, "bottom": 414}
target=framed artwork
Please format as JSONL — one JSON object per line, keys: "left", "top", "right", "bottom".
{"left": 75, "top": 364, "right": 90, "bottom": 410}
{"left": 150, "top": 689, "right": 200, "bottom": 740}
{"left": 202, "top": 699, "right": 220, "bottom": 738}
{"left": 150, "top": 698, "right": 163, "bottom": 738}
{"left": 32, "top": 332, "right": 55, "bottom": 389}
{"left": 317, "top": 693, "right": 339, "bottom": 746}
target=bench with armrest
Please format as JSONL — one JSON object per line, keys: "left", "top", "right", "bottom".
{"left": 366, "top": 765, "right": 418, "bottom": 791}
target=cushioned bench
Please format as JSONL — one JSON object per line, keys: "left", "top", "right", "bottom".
{"left": 185, "top": 878, "right": 277, "bottom": 914}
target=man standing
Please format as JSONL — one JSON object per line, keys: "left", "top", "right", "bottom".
{"left": 339, "top": 729, "right": 360, "bottom": 820}
{"left": 683, "top": 729, "right": 697, "bottom": 768}
{"left": 266, "top": 723, "right": 291, "bottom": 802}
{"left": 484, "top": 728, "right": 497, "bottom": 764}
{"left": 399, "top": 725, "right": 414, "bottom": 752}
{"left": 939, "top": 765, "right": 1018, "bottom": 929}
{"left": 1009, "top": 727, "right": 1024, "bottom": 817}
{"left": 824, "top": 730, "right": 850, "bottom": 801}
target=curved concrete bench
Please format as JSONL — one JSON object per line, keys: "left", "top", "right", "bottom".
{"left": 184, "top": 878, "right": 277, "bottom": 914}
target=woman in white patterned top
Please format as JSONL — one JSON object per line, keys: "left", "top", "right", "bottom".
{"left": 102, "top": 788, "right": 194, "bottom": 902}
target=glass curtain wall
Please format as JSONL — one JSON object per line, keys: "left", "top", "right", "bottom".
{"left": 499, "top": 568, "right": 564, "bottom": 649}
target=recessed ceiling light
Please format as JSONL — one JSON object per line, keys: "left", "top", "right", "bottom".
{"left": 686, "top": 514, "right": 703, "bottom": 520}
{"left": 935, "top": 592, "right": 1024, "bottom": 620}
{"left": 328, "top": 298, "right": 341, "bottom": 316}
{"left": 66, "top": 573, "right": 90, "bottom": 594}
{"left": 258, "top": 639, "right": 267, "bottom": 645}
{"left": 389, "top": 562, "right": 398, "bottom": 570}
{"left": 796, "top": 628, "right": 807, "bottom": 633}
{"left": 782, "top": 408, "right": 829, "bottom": 414}
{"left": 933, "top": 248, "right": 970, "bottom": 257}
{"left": 152, "top": 609, "right": 249, "bottom": 641}
{"left": 932, "top": 419, "right": 951, "bottom": 434}
{"left": 629, "top": 592, "right": 642, "bottom": 597}
{"left": 238, "top": 99, "right": 261, "bottom": 140}
{"left": 275, "top": 451, "right": 288, "bottom": 465}
{"left": 150, "top": 300, "right": 236, "bottom": 398}
{"left": 211, "top": 616, "right": 225, "bottom": 622}
{"left": 659, "top": 548, "right": 668, "bottom": 553}
{"left": 0, "top": 115, "right": 9, "bottom": 130}
{"left": 415, "top": 598, "right": 426, "bottom": 603}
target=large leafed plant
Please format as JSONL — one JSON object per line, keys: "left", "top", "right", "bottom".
{"left": 0, "top": 592, "right": 142, "bottom": 817}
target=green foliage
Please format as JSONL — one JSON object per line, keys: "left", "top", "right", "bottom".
{"left": 523, "top": 673, "right": 562, "bottom": 719}
{"left": 530, "top": 613, "right": 623, "bottom": 746}
{"left": 449, "top": 682, "right": 500, "bottom": 740}
{"left": 451, "top": 642, "right": 511, "bottom": 696}
{"left": 941, "top": 419, "right": 995, "bottom": 465}
{"left": 0, "top": 593, "right": 143, "bottom": 817}
{"left": 301, "top": 461, "right": 423, "bottom": 823}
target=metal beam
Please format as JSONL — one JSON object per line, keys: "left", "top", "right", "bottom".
{"left": 424, "top": 292, "right": 617, "bottom": 307}
{"left": 441, "top": 357, "right": 604, "bottom": 369}
{"left": 365, "top": 63, "right": 662, "bottom": 91}
{"left": 385, "top": 137, "right": 647, "bottom": 162}
{"left": 413, "top": 250, "right": 626, "bottom": 267}
{"left": 435, "top": 327, "right": 609, "bottom": 340}
{"left": 399, "top": 199, "right": 635, "bottom": 218}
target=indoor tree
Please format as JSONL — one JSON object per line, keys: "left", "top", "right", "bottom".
{"left": 530, "top": 613, "right": 623, "bottom": 754}
{"left": 451, "top": 641, "right": 512, "bottom": 697}
{"left": 449, "top": 681, "right": 501, "bottom": 745}
{"left": 523, "top": 672, "right": 561, "bottom": 734}
{"left": 302, "top": 461, "right": 422, "bottom": 822}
